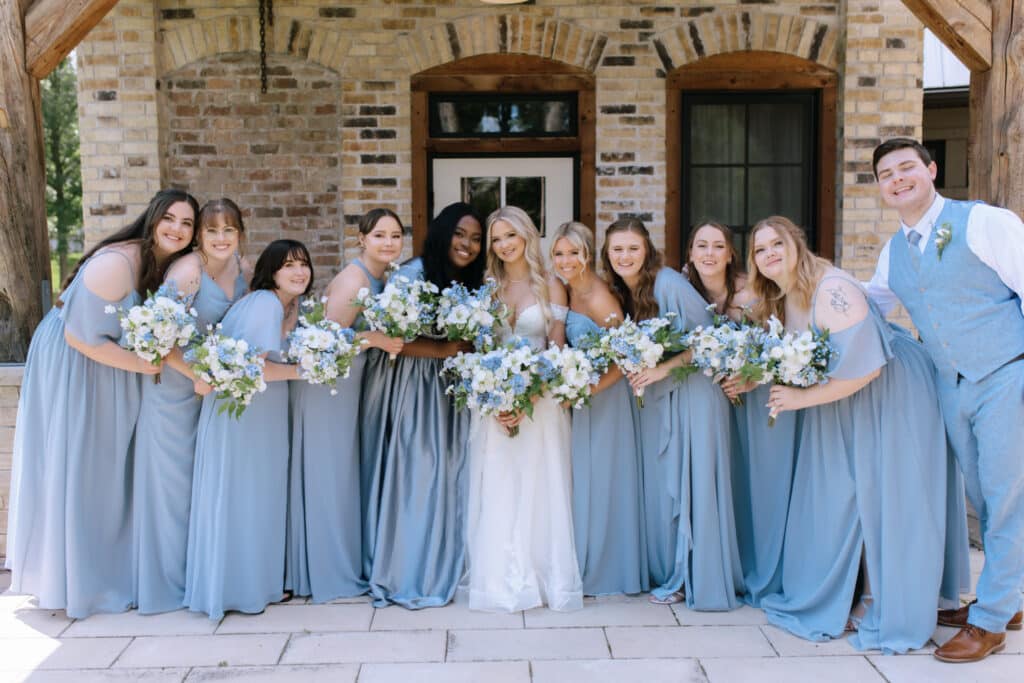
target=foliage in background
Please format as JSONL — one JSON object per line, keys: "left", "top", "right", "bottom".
{"left": 42, "top": 57, "right": 82, "bottom": 288}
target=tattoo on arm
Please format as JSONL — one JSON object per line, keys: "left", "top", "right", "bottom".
{"left": 827, "top": 285, "right": 851, "bottom": 315}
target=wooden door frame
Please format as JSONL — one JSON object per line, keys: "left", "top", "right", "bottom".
{"left": 665, "top": 51, "right": 838, "bottom": 267}
{"left": 411, "top": 54, "right": 596, "bottom": 253}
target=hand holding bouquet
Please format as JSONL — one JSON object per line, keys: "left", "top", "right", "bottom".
{"left": 286, "top": 298, "right": 364, "bottom": 394}
{"left": 435, "top": 279, "right": 506, "bottom": 352}
{"left": 106, "top": 283, "right": 198, "bottom": 383}
{"left": 535, "top": 344, "right": 601, "bottom": 409}
{"left": 587, "top": 315, "right": 685, "bottom": 408}
{"left": 184, "top": 324, "right": 267, "bottom": 418}
{"left": 354, "top": 274, "right": 440, "bottom": 363}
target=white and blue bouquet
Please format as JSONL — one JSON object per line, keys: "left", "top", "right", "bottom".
{"left": 585, "top": 315, "right": 686, "bottom": 407}
{"left": 184, "top": 324, "right": 267, "bottom": 418}
{"left": 286, "top": 298, "right": 363, "bottom": 395}
{"left": 763, "top": 316, "right": 837, "bottom": 425}
{"left": 354, "top": 273, "right": 440, "bottom": 362}
{"left": 442, "top": 339, "right": 544, "bottom": 437}
{"left": 535, "top": 344, "right": 601, "bottom": 409}
{"left": 435, "top": 279, "right": 506, "bottom": 351}
{"left": 678, "top": 306, "right": 769, "bottom": 405}
{"left": 106, "top": 283, "right": 198, "bottom": 383}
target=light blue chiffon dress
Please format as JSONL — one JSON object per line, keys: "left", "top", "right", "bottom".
{"left": 355, "top": 263, "right": 392, "bottom": 582}
{"left": 5, "top": 251, "right": 141, "bottom": 618}
{"left": 760, "top": 277, "right": 967, "bottom": 653}
{"left": 133, "top": 269, "right": 246, "bottom": 614}
{"left": 367, "top": 258, "right": 471, "bottom": 608}
{"left": 285, "top": 263, "right": 381, "bottom": 603}
{"left": 637, "top": 268, "right": 743, "bottom": 609}
{"left": 184, "top": 289, "right": 290, "bottom": 620}
{"left": 565, "top": 310, "right": 648, "bottom": 596}
{"left": 731, "top": 384, "right": 800, "bottom": 606}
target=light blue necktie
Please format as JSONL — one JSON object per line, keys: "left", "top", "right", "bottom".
{"left": 907, "top": 229, "right": 923, "bottom": 248}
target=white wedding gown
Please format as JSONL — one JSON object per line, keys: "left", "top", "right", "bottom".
{"left": 464, "top": 303, "right": 584, "bottom": 612}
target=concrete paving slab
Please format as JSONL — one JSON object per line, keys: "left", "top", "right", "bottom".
{"left": 370, "top": 601, "right": 522, "bottom": 631}
{"left": 0, "top": 608, "right": 73, "bottom": 638}
{"left": 672, "top": 604, "right": 768, "bottom": 626}
{"left": 0, "top": 637, "right": 131, "bottom": 671}
{"left": 3, "top": 669, "right": 188, "bottom": 683}
{"left": 524, "top": 595, "right": 677, "bottom": 628}
{"left": 185, "top": 664, "right": 359, "bottom": 681}
{"left": 445, "top": 627, "right": 609, "bottom": 662}
{"left": 216, "top": 604, "right": 372, "bottom": 634}
{"left": 532, "top": 658, "right": 707, "bottom": 683}
{"left": 702, "top": 655, "right": 886, "bottom": 683}
{"left": 871, "top": 653, "right": 1024, "bottom": 683}
{"left": 761, "top": 624, "right": 934, "bottom": 657}
{"left": 114, "top": 634, "right": 288, "bottom": 668}
{"left": 606, "top": 625, "right": 775, "bottom": 659}
{"left": 280, "top": 631, "right": 446, "bottom": 665}
{"left": 62, "top": 609, "right": 217, "bottom": 638}
{"left": 359, "top": 661, "right": 531, "bottom": 683}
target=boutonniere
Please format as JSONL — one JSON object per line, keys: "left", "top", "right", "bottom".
{"left": 934, "top": 222, "right": 953, "bottom": 260}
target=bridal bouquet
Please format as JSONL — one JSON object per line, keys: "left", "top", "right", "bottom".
{"left": 585, "top": 315, "right": 686, "bottom": 408}
{"left": 106, "top": 283, "right": 198, "bottom": 383}
{"left": 184, "top": 324, "right": 267, "bottom": 418}
{"left": 354, "top": 274, "right": 440, "bottom": 362}
{"left": 442, "top": 339, "right": 544, "bottom": 437}
{"left": 286, "top": 298, "right": 363, "bottom": 394}
{"left": 535, "top": 344, "right": 601, "bottom": 409}
{"left": 763, "top": 316, "right": 836, "bottom": 425}
{"left": 435, "top": 279, "right": 506, "bottom": 351}
{"left": 678, "top": 307, "right": 770, "bottom": 405}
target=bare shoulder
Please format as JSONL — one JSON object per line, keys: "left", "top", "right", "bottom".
{"left": 547, "top": 274, "right": 568, "bottom": 305}
{"left": 814, "top": 270, "right": 868, "bottom": 333}
{"left": 327, "top": 263, "right": 370, "bottom": 301}
{"left": 165, "top": 253, "right": 202, "bottom": 294}
{"left": 239, "top": 256, "right": 255, "bottom": 285}
{"left": 587, "top": 285, "right": 623, "bottom": 327}
{"left": 81, "top": 244, "right": 139, "bottom": 301}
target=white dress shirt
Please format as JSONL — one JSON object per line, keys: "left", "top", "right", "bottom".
{"left": 865, "top": 194, "right": 1024, "bottom": 316}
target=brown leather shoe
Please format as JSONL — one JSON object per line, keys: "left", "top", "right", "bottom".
{"left": 937, "top": 601, "right": 1023, "bottom": 631}
{"left": 933, "top": 625, "right": 1006, "bottom": 663}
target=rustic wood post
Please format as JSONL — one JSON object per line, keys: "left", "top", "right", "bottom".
{"left": 0, "top": 0, "right": 50, "bottom": 362}
{"left": 968, "top": 0, "right": 1024, "bottom": 216}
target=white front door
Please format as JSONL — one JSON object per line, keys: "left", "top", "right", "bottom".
{"left": 431, "top": 156, "right": 576, "bottom": 257}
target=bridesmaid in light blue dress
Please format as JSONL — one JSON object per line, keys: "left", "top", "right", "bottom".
{"left": 286, "top": 209, "right": 404, "bottom": 603}
{"left": 185, "top": 240, "right": 311, "bottom": 620}
{"left": 683, "top": 221, "right": 800, "bottom": 607}
{"left": 601, "top": 218, "right": 743, "bottom": 610}
{"left": 550, "top": 222, "right": 648, "bottom": 596}
{"left": 133, "top": 198, "right": 249, "bottom": 614}
{"left": 750, "top": 216, "right": 965, "bottom": 653}
{"left": 5, "top": 189, "right": 198, "bottom": 618}
{"left": 367, "top": 202, "right": 485, "bottom": 608}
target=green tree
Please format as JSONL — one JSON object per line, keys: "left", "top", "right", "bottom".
{"left": 42, "top": 57, "right": 82, "bottom": 284}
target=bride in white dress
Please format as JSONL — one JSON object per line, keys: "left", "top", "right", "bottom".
{"left": 464, "top": 206, "right": 584, "bottom": 612}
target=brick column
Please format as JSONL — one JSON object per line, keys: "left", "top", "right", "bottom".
{"left": 76, "top": 0, "right": 163, "bottom": 248}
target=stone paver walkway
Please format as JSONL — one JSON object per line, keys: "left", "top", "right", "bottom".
{"left": 1, "top": 550, "right": 1021, "bottom": 682}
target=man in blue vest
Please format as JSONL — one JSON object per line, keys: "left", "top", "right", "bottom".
{"left": 867, "top": 138, "right": 1024, "bottom": 663}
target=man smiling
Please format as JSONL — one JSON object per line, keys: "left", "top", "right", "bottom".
{"left": 866, "top": 137, "right": 1024, "bottom": 663}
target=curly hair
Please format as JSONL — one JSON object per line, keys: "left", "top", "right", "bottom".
{"left": 421, "top": 202, "right": 485, "bottom": 290}
{"left": 485, "top": 206, "right": 552, "bottom": 329}
{"left": 600, "top": 217, "right": 663, "bottom": 320}
{"left": 746, "top": 216, "right": 829, "bottom": 324}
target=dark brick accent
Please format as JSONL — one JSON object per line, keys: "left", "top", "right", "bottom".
{"left": 181, "top": 145, "right": 217, "bottom": 155}
{"left": 272, "top": 78, "right": 298, "bottom": 89}
{"left": 808, "top": 24, "right": 828, "bottom": 62}
{"left": 363, "top": 81, "right": 396, "bottom": 91}
{"left": 885, "top": 38, "right": 906, "bottom": 49}
{"left": 741, "top": 12, "right": 752, "bottom": 50}
{"left": 445, "top": 22, "right": 462, "bottom": 60}
{"left": 359, "top": 106, "right": 396, "bottom": 116}
{"left": 652, "top": 39, "right": 675, "bottom": 73}
{"left": 844, "top": 161, "right": 873, "bottom": 172}
{"left": 640, "top": 6, "right": 676, "bottom": 14}
{"left": 619, "top": 212, "right": 654, "bottom": 222}
{"left": 620, "top": 20, "right": 654, "bottom": 30}
{"left": 688, "top": 23, "right": 705, "bottom": 58}
{"left": 89, "top": 204, "right": 126, "bottom": 216}
{"left": 343, "top": 117, "right": 377, "bottom": 128}
{"left": 600, "top": 104, "right": 636, "bottom": 115}
{"left": 319, "top": 7, "right": 356, "bottom": 18}
{"left": 161, "top": 9, "right": 195, "bottom": 20}
{"left": 880, "top": 126, "right": 914, "bottom": 136}
{"left": 95, "top": 90, "right": 117, "bottom": 101}
{"left": 174, "top": 79, "right": 206, "bottom": 90}
{"left": 602, "top": 56, "right": 635, "bottom": 67}
{"left": 800, "top": 5, "right": 837, "bottom": 14}
{"left": 311, "top": 80, "right": 334, "bottom": 90}
{"left": 100, "top": 167, "right": 121, "bottom": 179}
{"left": 622, "top": 116, "right": 655, "bottom": 126}
{"left": 597, "top": 167, "right": 615, "bottom": 176}
{"left": 360, "top": 129, "right": 397, "bottom": 139}
{"left": 683, "top": 7, "right": 715, "bottom": 16}
{"left": 618, "top": 166, "right": 655, "bottom": 176}
{"left": 287, "top": 206, "right": 322, "bottom": 217}
{"left": 251, "top": 144, "right": 279, "bottom": 154}
{"left": 498, "top": 15, "right": 508, "bottom": 52}
{"left": 858, "top": 76, "right": 877, "bottom": 87}
{"left": 344, "top": 214, "right": 363, "bottom": 225}
{"left": 740, "top": 0, "right": 775, "bottom": 4}
{"left": 856, "top": 173, "right": 876, "bottom": 184}
{"left": 851, "top": 138, "right": 882, "bottom": 148}
{"left": 362, "top": 178, "right": 398, "bottom": 187}
{"left": 360, "top": 154, "right": 397, "bottom": 164}
{"left": 126, "top": 157, "right": 148, "bottom": 167}
{"left": 586, "top": 35, "right": 608, "bottom": 72}
{"left": 601, "top": 152, "right": 635, "bottom": 162}
{"left": 255, "top": 207, "right": 284, "bottom": 218}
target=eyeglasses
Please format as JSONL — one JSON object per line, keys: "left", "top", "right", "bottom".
{"left": 202, "top": 226, "right": 240, "bottom": 237}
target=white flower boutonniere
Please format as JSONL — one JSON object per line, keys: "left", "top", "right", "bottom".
{"left": 935, "top": 222, "right": 953, "bottom": 260}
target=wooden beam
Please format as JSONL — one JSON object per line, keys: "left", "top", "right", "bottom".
{"left": 25, "top": 0, "right": 118, "bottom": 79}
{"left": 1, "top": 0, "right": 50, "bottom": 361}
{"left": 900, "top": 0, "right": 992, "bottom": 71}
{"left": 968, "top": 0, "right": 1024, "bottom": 217}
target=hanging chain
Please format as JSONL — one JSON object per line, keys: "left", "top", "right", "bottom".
{"left": 258, "top": 0, "right": 268, "bottom": 93}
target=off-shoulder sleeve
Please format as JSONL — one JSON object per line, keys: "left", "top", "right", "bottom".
{"left": 234, "top": 291, "right": 285, "bottom": 355}
{"left": 60, "top": 279, "right": 129, "bottom": 346}
{"left": 654, "top": 268, "right": 712, "bottom": 331}
{"left": 550, "top": 303, "right": 568, "bottom": 322}
{"left": 396, "top": 257, "right": 425, "bottom": 282}
{"left": 825, "top": 311, "right": 892, "bottom": 380}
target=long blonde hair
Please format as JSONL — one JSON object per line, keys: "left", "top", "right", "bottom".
{"left": 747, "top": 216, "right": 830, "bottom": 324}
{"left": 549, "top": 221, "right": 596, "bottom": 274}
{"left": 486, "top": 206, "right": 552, "bottom": 327}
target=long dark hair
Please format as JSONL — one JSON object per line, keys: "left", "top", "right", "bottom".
{"left": 62, "top": 188, "right": 199, "bottom": 296}
{"left": 421, "top": 202, "right": 485, "bottom": 289}
{"left": 250, "top": 239, "right": 314, "bottom": 297}
{"left": 685, "top": 220, "right": 742, "bottom": 314}
{"left": 600, "top": 217, "right": 663, "bottom": 320}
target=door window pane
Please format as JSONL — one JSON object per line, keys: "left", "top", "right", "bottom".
{"left": 689, "top": 104, "right": 745, "bottom": 164}
{"left": 748, "top": 103, "right": 805, "bottom": 164}
{"left": 689, "top": 167, "right": 745, "bottom": 226}
{"left": 748, "top": 167, "right": 805, "bottom": 226}
{"left": 431, "top": 94, "right": 577, "bottom": 137}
